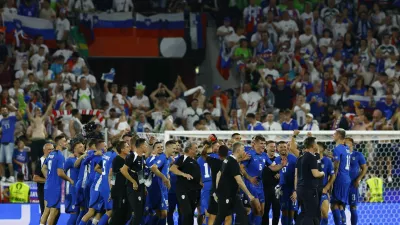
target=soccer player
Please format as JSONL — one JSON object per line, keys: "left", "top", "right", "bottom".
{"left": 331, "top": 129, "right": 351, "bottom": 225}
{"left": 197, "top": 141, "right": 219, "bottom": 225}
{"left": 40, "top": 135, "right": 73, "bottom": 225}
{"left": 149, "top": 140, "right": 175, "bottom": 225}
{"left": 74, "top": 139, "right": 97, "bottom": 223}
{"left": 64, "top": 141, "right": 84, "bottom": 225}
{"left": 78, "top": 140, "right": 105, "bottom": 225}
{"left": 345, "top": 137, "right": 367, "bottom": 225}
{"left": 275, "top": 141, "right": 297, "bottom": 225}
{"left": 241, "top": 135, "right": 284, "bottom": 225}
{"left": 97, "top": 143, "right": 118, "bottom": 225}
{"left": 121, "top": 138, "right": 150, "bottom": 225}
{"left": 316, "top": 142, "right": 335, "bottom": 225}
{"left": 167, "top": 141, "right": 181, "bottom": 225}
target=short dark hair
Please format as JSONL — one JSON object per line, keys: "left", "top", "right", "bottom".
{"left": 336, "top": 128, "right": 346, "bottom": 139}
{"left": 218, "top": 145, "right": 229, "bottom": 158}
{"left": 88, "top": 139, "right": 97, "bottom": 148}
{"left": 54, "top": 135, "right": 65, "bottom": 144}
{"left": 165, "top": 140, "right": 176, "bottom": 148}
{"left": 152, "top": 141, "right": 162, "bottom": 149}
{"left": 232, "top": 142, "right": 243, "bottom": 153}
{"left": 71, "top": 109, "right": 79, "bottom": 116}
{"left": 277, "top": 141, "right": 286, "bottom": 146}
{"left": 253, "top": 135, "right": 265, "bottom": 142}
{"left": 17, "top": 172, "right": 24, "bottom": 181}
{"left": 135, "top": 138, "right": 147, "bottom": 148}
{"left": 304, "top": 137, "right": 316, "bottom": 149}
{"left": 95, "top": 140, "right": 105, "bottom": 148}
{"left": 122, "top": 133, "right": 132, "bottom": 139}
{"left": 116, "top": 141, "right": 127, "bottom": 154}
{"left": 72, "top": 141, "right": 83, "bottom": 151}
{"left": 246, "top": 113, "right": 256, "bottom": 119}
{"left": 345, "top": 137, "right": 354, "bottom": 144}
{"left": 231, "top": 133, "right": 240, "bottom": 138}
{"left": 266, "top": 140, "right": 275, "bottom": 145}
{"left": 317, "top": 142, "right": 326, "bottom": 150}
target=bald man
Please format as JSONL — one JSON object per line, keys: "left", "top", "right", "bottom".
{"left": 33, "top": 143, "right": 54, "bottom": 215}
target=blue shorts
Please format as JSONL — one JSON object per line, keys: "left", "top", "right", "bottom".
{"left": 348, "top": 185, "right": 359, "bottom": 206}
{"left": 88, "top": 189, "right": 103, "bottom": 211}
{"left": 44, "top": 188, "right": 61, "bottom": 209}
{"left": 244, "top": 179, "right": 265, "bottom": 203}
{"left": 280, "top": 189, "right": 298, "bottom": 211}
{"left": 65, "top": 194, "right": 78, "bottom": 213}
{"left": 100, "top": 190, "right": 113, "bottom": 210}
{"left": 75, "top": 183, "right": 84, "bottom": 207}
{"left": 147, "top": 185, "right": 169, "bottom": 211}
{"left": 331, "top": 181, "right": 350, "bottom": 205}
{"left": 200, "top": 182, "right": 212, "bottom": 215}
{"left": 83, "top": 185, "right": 92, "bottom": 208}
{"left": 320, "top": 193, "right": 329, "bottom": 207}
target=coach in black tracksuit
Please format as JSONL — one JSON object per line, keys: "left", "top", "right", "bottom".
{"left": 121, "top": 138, "right": 149, "bottom": 225}
{"left": 262, "top": 141, "right": 280, "bottom": 225}
{"left": 170, "top": 141, "right": 202, "bottom": 225}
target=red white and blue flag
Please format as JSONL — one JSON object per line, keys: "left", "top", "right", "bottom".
{"left": 135, "top": 13, "right": 185, "bottom": 38}
{"left": 216, "top": 44, "right": 232, "bottom": 80}
{"left": 189, "top": 13, "right": 206, "bottom": 49}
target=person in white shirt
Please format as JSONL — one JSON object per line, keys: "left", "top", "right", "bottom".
{"left": 299, "top": 25, "right": 317, "bottom": 53}
{"left": 30, "top": 36, "right": 49, "bottom": 55}
{"left": 130, "top": 83, "right": 150, "bottom": 112}
{"left": 35, "top": 61, "right": 54, "bottom": 91}
{"left": 302, "top": 113, "right": 320, "bottom": 131}
{"left": 55, "top": 9, "right": 70, "bottom": 41}
{"left": 204, "top": 112, "right": 218, "bottom": 131}
{"left": 378, "top": 34, "right": 399, "bottom": 56}
{"left": 104, "top": 81, "right": 124, "bottom": 106}
{"left": 300, "top": 2, "right": 313, "bottom": 26}
{"left": 183, "top": 98, "right": 203, "bottom": 130}
{"left": 15, "top": 61, "right": 33, "bottom": 83}
{"left": 30, "top": 46, "right": 46, "bottom": 73}
{"left": 113, "top": 0, "right": 133, "bottom": 12}
{"left": 73, "top": 77, "right": 96, "bottom": 109}
{"left": 371, "top": 73, "right": 389, "bottom": 97}
{"left": 21, "top": 73, "right": 38, "bottom": 91}
{"left": 262, "top": 113, "right": 282, "bottom": 130}
{"left": 243, "top": 0, "right": 262, "bottom": 32}
{"left": 78, "top": 66, "right": 96, "bottom": 88}
{"left": 240, "top": 83, "right": 262, "bottom": 114}
{"left": 216, "top": 17, "right": 235, "bottom": 43}
{"left": 320, "top": 0, "right": 339, "bottom": 26}
{"left": 52, "top": 41, "right": 73, "bottom": 63}
{"left": 276, "top": 10, "right": 299, "bottom": 35}
{"left": 169, "top": 86, "right": 187, "bottom": 119}
{"left": 74, "top": 0, "right": 95, "bottom": 12}
{"left": 8, "top": 79, "right": 24, "bottom": 99}
{"left": 49, "top": 74, "right": 72, "bottom": 97}
{"left": 292, "top": 94, "right": 310, "bottom": 127}
{"left": 3, "top": 0, "right": 17, "bottom": 14}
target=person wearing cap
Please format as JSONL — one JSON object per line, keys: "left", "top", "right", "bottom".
{"left": 302, "top": 113, "right": 320, "bottom": 131}
{"left": 55, "top": 8, "right": 70, "bottom": 41}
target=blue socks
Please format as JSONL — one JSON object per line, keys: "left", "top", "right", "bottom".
{"left": 76, "top": 210, "right": 86, "bottom": 225}
{"left": 157, "top": 218, "right": 166, "bottom": 225}
{"left": 98, "top": 214, "right": 109, "bottom": 225}
{"left": 320, "top": 218, "right": 328, "bottom": 225}
{"left": 68, "top": 213, "right": 78, "bottom": 225}
{"left": 253, "top": 215, "right": 262, "bottom": 225}
{"left": 340, "top": 209, "right": 347, "bottom": 225}
{"left": 332, "top": 209, "right": 341, "bottom": 225}
{"left": 78, "top": 220, "right": 87, "bottom": 225}
{"left": 350, "top": 208, "right": 358, "bottom": 225}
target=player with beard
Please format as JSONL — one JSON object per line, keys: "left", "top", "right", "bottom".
{"left": 241, "top": 135, "right": 285, "bottom": 225}
{"left": 78, "top": 140, "right": 106, "bottom": 225}
{"left": 64, "top": 141, "right": 85, "bottom": 225}
{"left": 121, "top": 138, "right": 151, "bottom": 225}
{"left": 40, "top": 135, "right": 72, "bottom": 225}
{"left": 275, "top": 141, "right": 298, "bottom": 225}
{"left": 262, "top": 141, "right": 280, "bottom": 225}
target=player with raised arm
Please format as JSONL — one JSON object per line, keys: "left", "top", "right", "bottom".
{"left": 40, "top": 135, "right": 73, "bottom": 225}
{"left": 345, "top": 137, "right": 368, "bottom": 225}
{"left": 275, "top": 141, "right": 297, "bottom": 225}
{"left": 148, "top": 140, "right": 175, "bottom": 225}
{"left": 316, "top": 142, "right": 335, "bottom": 225}
{"left": 64, "top": 141, "right": 84, "bottom": 225}
{"left": 331, "top": 129, "right": 351, "bottom": 225}
{"left": 241, "top": 135, "right": 285, "bottom": 225}
{"left": 78, "top": 140, "right": 105, "bottom": 225}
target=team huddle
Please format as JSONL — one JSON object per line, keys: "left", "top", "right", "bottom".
{"left": 37, "top": 128, "right": 368, "bottom": 225}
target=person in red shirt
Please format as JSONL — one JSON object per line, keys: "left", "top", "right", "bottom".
{"left": 210, "top": 85, "right": 228, "bottom": 108}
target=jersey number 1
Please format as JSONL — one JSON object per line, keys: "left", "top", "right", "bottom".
{"left": 48, "top": 160, "right": 52, "bottom": 174}
{"left": 345, "top": 155, "right": 350, "bottom": 170}
{"left": 204, "top": 163, "right": 210, "bottom": 178}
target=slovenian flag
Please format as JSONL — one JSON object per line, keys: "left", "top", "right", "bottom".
{"left": 135, "top": 13, "right": 185, "bottom": 38}
{"left": 216, "top": 45, "right": 231, "bottom": 80}
{"left": 2, "top": 12, "right": 55, "bottom": 45}
{"left": 101, "top": 68, "right": 116, "bottom": 83}
{"left": 81, "top": 12, "right": 134, "bottom": 37}
{"left": 189, "top": 13, "right": 207, "bottom": 49}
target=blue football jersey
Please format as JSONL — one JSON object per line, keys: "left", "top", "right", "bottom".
{"left": 64, "top": 157, "right": 79, "bottom": 195}
{"left": 0, "top": 115, "right": 16, "bottom": 143}
{"left": 146, "top": 155, "right": 159, "bottom": 189}
{"left": 333, "top": 144, "right": 351, "bottom": 183}
{"left": 197, "top": 156, "right": 212, "bottom": 184}
{"left": 153, "top": 153, "right": 172, "bottom": 189}
{"left": 243, "top": 149, "right": 272, "bottom": 179}
{"left": 320, "top": 156, "right": 334, "bottom": 186}
{"left": 95, "top": 151, "right": 117, "bottom": 192}
{"left": 275, "top": 154, "right": 297, "bottom": 189}
{"left": 44, "top": 150, "right": 65, "bottom": 190}
{"left": 349, "top": 151, "right": 366, "bottom": 181}
{"left": 88, "top": 151, "right": 103, "bottom": 187}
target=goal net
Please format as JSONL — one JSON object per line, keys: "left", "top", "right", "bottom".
{"left": 153, "top": 130, "right": 400, "bottom": 225}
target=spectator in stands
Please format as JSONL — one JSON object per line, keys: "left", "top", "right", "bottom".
{"left": 74, "top": 77, "right": 96, "bottom": 109}
{"left": 331, "top": 106, "right": 350, "bottom": 130}
{"left": 30, "top": 46, "right": 46, "bottom": 73}
{"left": 302, "top": 113, "right": 319, "bottom": 131}
{"left": 74, "top": 0, "right": 95, "bottom": 12}
{"left": 39, "top": 0, "right": 56, "bottom": 21}
{"left": 246, "top": 112, "right": 264, "bottom": 130}
{"left": 282, "top": 109, "right": 298, "bottom": 130}
{"left": 2, "top": 172, "right": 30, "bottom": 203}
{"left": 79, "top": 66, "right": 96, "bottom": 88}
{"left": 262, "top": 113, "right": 281, "bottom": 131}
{"left": 18, "top": 0, "right": 38, "bottom": 17}
{"left": 240, "top": 83, "right": 261, "bottom": 114}
{"left": 12, "top": 137, "right": 30, "bottom": 180}
{"left": 3, "top": 0, "right": 18, "bottom": 15}
{"left": 183, "top": 98, "right": 203, "bottom": 130}
{"left": 55, "top": 8, "right": 71, "bottom": 41}
{"left": 130, "top": 82, "right": 150, "bottom": 113}
{"left": 113, "top": 0, "right": 133, "bottom": 12}
{"left": 104, "top": 82, "right": 123, "bottom": 106}
{"left": 53, "top": 41, "right": 73, "bottom": 63}
{"left": 292, "top": 94, "right": 310, "bottom": 127}
{"left": 8, "top": 79, "right": 24, "bottom": 99}
{"left": 306, "top": 81, "right": 327, "bottom": 121}
{"left": 271, "top": 78, "right": 293, "bottom": 111}
{"left": 69, "top": 109, "right": 83, "bottom": 138}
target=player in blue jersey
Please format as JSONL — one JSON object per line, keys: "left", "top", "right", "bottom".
{"left": 65, "top": 141, "right": 85, "bottom": 225}
{"left": 316, "top": 142, "right": 335, "bottom": 225}
{"left": 78, "top": 140, "right": 106, "bottom": 225}
{"left": 275, "top": 141, "right": 297, "bottom": 225}
{"left": 149, "top": 140, "right": 176, "bottom": 225}
{"left": 40, "top": 135, "right": 73, "bottom": 225}
{"left": 96, "top": 144, "right": 118, "bottom": 225}
{"left": 167, "top": 141, "right": 181, "bottom": 225}
{"left": 331, "top": 129, "right": 351, "bottom": 225}
{"left": 74, "top": 139, "right": 97, "bottom": 223}
{"left": 344, "top": 137, "right": 367, "bottom": 225}
{"left": 197, "top": 140, "right": 219, "bottom": 225}
{"left": 241, "top": 135, "right": 284, "bottom": 225}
